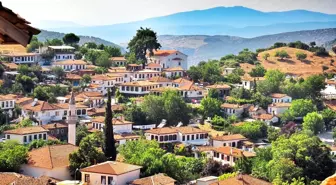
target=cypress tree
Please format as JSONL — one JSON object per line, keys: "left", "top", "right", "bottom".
{"left": 103, "top": 89, "right": 117, "bottom": 160}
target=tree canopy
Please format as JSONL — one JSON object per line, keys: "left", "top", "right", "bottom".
{"left": 128, "top": 27, "right": 161, "bottom": 68}
{"left": 62, "top": 33, "right": 80, "bottom": 46}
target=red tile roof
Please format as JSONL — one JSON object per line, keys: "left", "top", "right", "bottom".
{"left": 110, "top": 56, "right": 126, "bottom": 61}
{"left": 147, "top": 63, "right": 162, "bottom": 68}
{"left": 213, "top": 146, "right": 256, "bottom": 158}
{"left": 145, "top": 126, "right": 208, "bottom": 135}
{"left": 27, "top": 144, "right": 78, "bottom": 169}
{"left": 212, "top": 134, "right": 247, "bottom": 141}
{"left": 221, "top": 103, "right": 242, "bottom": 109}
{"left": 149, "top": 76, "right": 172, "bottom": 83}
{"left": 131, "top": 173, "right": 176, "bottom": 185}
{"left": 270, "top": 93, "right": 289, "bottom": 98}
{"left": 54, "top": 60, "right": 87, "bottom": 65}
{"left": 152, "top": 50, "right": 177, "bottom": 57}
{"left": 4, "top": 126, "right": 48, "bottom": 135}
{"left": 211, "top": 174, "right": 271, "bottom": 185}
{"left": 268, "top": 103, "right": 291, "bottom": 108}
{"left": 80, "top": 161, "right": 142, "bottom": 175}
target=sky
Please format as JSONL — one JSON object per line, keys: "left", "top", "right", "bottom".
{"left": 2, "top": 0, "right": 336, "bottom": 26}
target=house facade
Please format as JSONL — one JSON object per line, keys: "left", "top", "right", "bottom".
{"left": 91, "top": 116, "right": 133, "bottom": 134}
{"left": 110, "top": 56, "right": 127, "bottom": 67}
{"left": 48, "top": 46, "right": 75, "bottom": 62}
{"left": 80, "top": 161, "right": 142, "bottom": 185}
{"left": 145, "top": 126, "right": 209, "bottom": 145}
{"left": 268, "top": 103, "right": 291, "bottom": 115}
{"left": 270, "top": 93, "right": 292, "bottom": 103}
{"left": 4, "top": 126, "right": 48, "bottom": 144}
{"left": 147, "top": 50, "right": 188, "bottom": 70}
{"left": 212, "top": 134, "right": 247, "bottom": 148}
{"left": 221, "top": 103, "right": 244, "bottom": 117}
{"left": 1, "top": 52, "right": 40, "bottom": 65}
{"left": 53, "top": 59, "right": 87, "bottom": 71}
{"left": 119, "top": 81, "right": 162, "bottom": 96}
{"left": 211, "top": 146, "right": 256, "bottom": 166}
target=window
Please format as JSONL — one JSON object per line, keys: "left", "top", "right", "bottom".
{"left": 191, "top": 135, "right": 194, "bottom": 140}
{"left": 55, "top": 111, "right": 59, "bottom": 116}
{"left": 159, "top": 136, "right": 163, "bottom": 141}
{"left": 82, "top": 109, "right": 87, "bottom": 115}
{"left": 164, "top": 135, "right": 168, "bottom": 141}
{"left": 29, "top": 135, "right": 32, "bottom": 141}
{"left": 108, "top": 177, "right": 113, "bottom": 185}
{"left": 200, "top": 134, "right": 204, "bottom": 139}
{"left": 39, "top": 134, "right": 42, "bottom": 139}
{"left": 187, "top": 135, "right": 190, "bottom": 141}
{"left": 23, "top": 136, "right": 27, "bottom": 143}
{"left": 205, "top": 133, "right": 208, "bottom": 138}
{"left": 182, "top": 136, "right": 185, "bottom": 141}
{"left": 151, "top": 135, "right": 154, "bottom": 140}
{"left": 101, "top": 176, "right": 106, "bottom": 185}
{"left": 227, "top": 156, "right": 230, "bottom": 161}
{"left": 173, "top": 135, "right": 177, "bottom": 140}
{"left": 64, "top": 110, "right": 67, "bottom": 116}
{"left": 61, "top": 129, "right": 64, "bottom": 133}
{"left": 34, "top": 135, "right": 37, "bottom": 140}
{"left": 43, "top": 134, "right": 47, "bottom": 140}
{"left": 7, "top": 135, "right": 10, "bottom": 139}
{"left": 168, "top": 135, "right": 172, "bottom": 141}
{"left": 196, "top": 134, "right": 199, "bottom": 139}
{"left": 77, "top": 110, "right": 81, "bottom": 115}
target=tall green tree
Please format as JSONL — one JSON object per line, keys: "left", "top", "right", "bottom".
{"left": 302, "top": 112, "right": 324, "bottom": 135}
{"left": 128, "top": 27, "right": 161, "bottom": 68}
{"left": 96, "top": 52, "right": 111, "bottom": 68}
{"left": 321, "top": 108, "right": 336, "bottom": 130}
{"left": 51, "top": 66, "right": 65, "bottom": 82}
{"left": 0, "top": 141, "right": 28, "bottom": 172}
{"left": 200, "top": 97, "right": 222, "bottom": 118}
{"left": 63, "top": 33, "right": 80, "bottom": 46}
{"left": 103, "top": 89, "right": 117, "bottom": 160}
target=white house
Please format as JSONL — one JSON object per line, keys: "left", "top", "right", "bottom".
{"left": 109, "top": 67, "right": 134, "bottom": 83}
{"left": 71, "top": 92, "right": 105, "bottom": 108}
{"left": 4, "top": 126, "right": 48, "bottom": 144}
{"left": 241, "top": 75, "right": 265, "bottom": 90}
{"left": 145, "top": 126, "right": 209, "bottom": 145}
{"left": 179, "top": 82, "right": 205, "bottom": 100}
{"left": 21, "top": 144, "right": 78, "bottom": 180}
{"left": 211, "top": 146, "right": 256, "bottom": 166}
{"left": 145, "top": 62, "right": 163, "bottom": 72}
{"left": 110, "top": 56, "right": 127, "bottom": 67}
{"left": 163, "top": 66, "right": 185, "bottom": 78}
{"left": 132, "top": 69, "right": 162, "bottom": 81}
{"left": 212, "top": 134, "right": 247, "bottom": 148}
{"left": 147, "top": 50, "right": 188, "bottom": 70}
{"left": 21, "top": 100, "right": 88, "bottom": 125}
{"left": 0, "top": 94, "right": 16, "bottom": 117}
{"left": 48, "top": 46, "right": 75, "bottom": 62}
{"left": 1, "top": 52, "right": 40, "bottom": 65}
{"left": 88, "top": 74, "right": 124, "bottom": 95}
{"left": 148, "top": 76, "right": 173, "bottom": 87}
{"left": 223, "top": 67, "right": 235, "bottom": 76}
{"left": 268, "top": 103, "right": 291, "bottom": 115}
{"left": 114, "top": 133, "right": 140, "bottom": 145}
{"left": 119, "top": 81, "right": 162, "bottom": 96}
{"left": 53, "top": 59, "right": 87, "bottom": 71}
{"left": 270, "top": 93, "right": 292, "bottom": 103}
{"left": 221, "top": 103, "right": 244, "bottom": 117}
{"left": 206, "top": 84, "right": 231, "bottom": 98}
{"left": 91, "top": 116, "right": 133, "bottom": 134}
{"left": 253, "top": 114, "right": 279, "bottom": 125}
{"left": 80, "top": 161, "right": 142, "bottom": 185}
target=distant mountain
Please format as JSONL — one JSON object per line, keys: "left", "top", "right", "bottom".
{"left": 47, "top": 6, "right": 336, "bottom": 43}
{"left": 37, "top": 30, "right": 125, "bottom": 52}
{"left": 34, "top": 20, "right": 82, "bottom": 29}
{"left": 157, "top": 28, "right": 336, "bottom": 66}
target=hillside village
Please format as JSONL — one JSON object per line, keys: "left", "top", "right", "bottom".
{"left": 1, "top": 3, "right": 336, "bottom": 185}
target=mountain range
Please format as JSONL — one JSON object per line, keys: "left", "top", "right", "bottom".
{"left": 44, "top": 6, "right": 336, "bottom": 43}
{"left": 156, "top": 28, "right": 336, "bottom": 66}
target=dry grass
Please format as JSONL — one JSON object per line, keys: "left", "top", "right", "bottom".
{"left": 242, "top": 47, "right": 336, "bottom": 78}
{"left": 198, "top": 122, "right": 226, "bottom": 137}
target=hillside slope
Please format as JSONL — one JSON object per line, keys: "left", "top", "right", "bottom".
{"left": 240, "top": 47, "right": 336, "bottom": 78}
{"left": 37, "top": 30, "right": 125, "bottom": 52}
{"left": 47, "top": 6, "right": 336, "bottom": 43}
{"left": 158, "top": 28, "right": 336, "bottom": 66}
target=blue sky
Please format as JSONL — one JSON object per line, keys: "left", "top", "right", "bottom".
{"left": 2, "top": 0, "right": 336, "bottom": 26}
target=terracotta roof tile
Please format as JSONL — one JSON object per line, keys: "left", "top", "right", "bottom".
{"left": 270, "top": 93, "right": 289, "bottom": 98}
{"left": 213, "top": 146, "right": 256, "bottom": 158}
{"left": 221, "top": 103, "right": 242, "bottom": 109}
{"left": 0, "top": 173, "right": 60, "bottom": 185}
{"left": 149, "top": 76, "right": 172, "bottom": 83}
{"left": 110, "top": 56, "right": 126, "bottom": 61}
{"left": 22, "top": 100, "right": 61, "bottom": 112}
{"left": 114, "top": 133, "right": 140, "bottom": 141}
{"left": 145, "top": 126, "right": 207, "bottom": 135}
{"left": 206, "top": 84, "right": 231, "bottom": 90}
{"left": 27, "top": 144, "right": 78, "bottom": 169}
{"left": 212, "top": 134, "right": 247, "bottom": 141}
{"left": 92, "top": 116, "right": 133, "bottom": 125}
{"left": 268, "top": 103, "right": 291, "bottom": 108}
{"left": 4, "top": 126, "right": 48, "bottom": 135}
{"left": 147, "top": 63, "right": 162, "bottom": 68}
{"left": 163, "top": 66, "right": 184, "bottom": 72}
{"left": 80, "top": 161, "right": 142, "bottom": 175}
{"left": 65, "top": 73, "right": 81, "bottom": 80}
{"left": 211, "top": 174, "right": 271, "bottom": 185}
{"left": 42, "top": 122, "right": 68, "bottom": 130}
{"left": 254, "top": 114, "right": 275, "bottom": 120}
{"left": 152, "top": 50, "right": 178, "bottom": 57}
{"left": 121, "top": 81, "right": 160, "bottom": 87}
{"left": 131, "top": 173, "right": 176, "bottom": 185}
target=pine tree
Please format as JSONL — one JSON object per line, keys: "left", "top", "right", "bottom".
{"left": 103, "top": 89, "right": 117, "bottom": 160}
